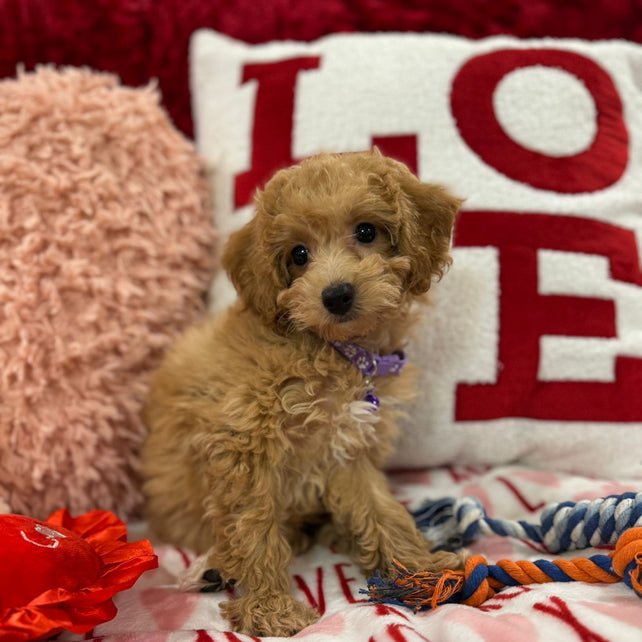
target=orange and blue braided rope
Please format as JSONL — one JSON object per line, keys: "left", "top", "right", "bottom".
{"left": 365, "top": 527, "right": 642, "bottom": 610}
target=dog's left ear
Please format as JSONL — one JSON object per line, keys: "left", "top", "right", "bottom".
{"left": 375, "top": 156, "right": 461, "bottom": 295}
{"left": 397, "top": 175, "right": 461, "bottom": 294}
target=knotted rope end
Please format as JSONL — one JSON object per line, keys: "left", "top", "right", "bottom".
{"left": 364, "top": 559, "right": 466, "bottom": 611}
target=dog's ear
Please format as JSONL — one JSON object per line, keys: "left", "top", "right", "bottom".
{"left": 372, "top": 155, "right": 461, "bottom": 295}
{"left": 397, "top": 175, "right": 461, "bottom": 294}
{"left": 222, "top": 213, "right": 286, "bottom": 326}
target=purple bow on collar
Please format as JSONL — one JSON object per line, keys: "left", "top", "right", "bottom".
{"left": 331, "top": 341, "right": 407, "bottom": 410}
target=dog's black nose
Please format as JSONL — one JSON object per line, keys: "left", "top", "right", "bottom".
{"left": 322, "top": 282, "right": 354, "bottom": 316}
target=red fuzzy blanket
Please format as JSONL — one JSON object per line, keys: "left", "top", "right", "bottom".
{"left": 0, "top": 0, "right": 639, "bottom": 137}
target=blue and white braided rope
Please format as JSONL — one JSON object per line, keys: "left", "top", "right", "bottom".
{"left": 413, "top": 491, "right": 642, "bottom": 553}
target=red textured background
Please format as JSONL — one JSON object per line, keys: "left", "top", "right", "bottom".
{"left": 2, "top": 0, "right": 641, "bottom": 137}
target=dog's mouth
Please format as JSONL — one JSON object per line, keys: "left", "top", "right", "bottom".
{"left": 327, "top": 310, "right": 355, "bottom": 324}
{"left": 318, "top": 318, "right": 371, "bottom": 342}
{"left": 318, "top": 307, "right": 384, "bottom": 342}
{"left": 278, "top": 272, "right": 404, "bottom": 341}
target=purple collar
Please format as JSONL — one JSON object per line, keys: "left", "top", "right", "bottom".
{"left": 331, "top": 341, "right": 407, "bottom": 411}
{"left": 331, "top": 341, "right": 407, "bottom": 377}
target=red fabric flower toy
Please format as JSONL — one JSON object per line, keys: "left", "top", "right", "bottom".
{"left": 0, "top": 509, "right": 158, "bottom": 641}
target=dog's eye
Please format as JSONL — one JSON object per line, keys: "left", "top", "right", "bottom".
{"left": 355, "top": 222, "right": 377, "bottom": 244}
{"left": 291, "top": 245, "right": 309, "bottom": 266}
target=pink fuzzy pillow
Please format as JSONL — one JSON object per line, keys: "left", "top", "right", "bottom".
{"left": 0, "top": 67, "right": 216, "bottom": 519}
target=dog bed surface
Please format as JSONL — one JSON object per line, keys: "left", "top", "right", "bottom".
{"left": 59, "top": 465, "right": 642, "bottom": 641}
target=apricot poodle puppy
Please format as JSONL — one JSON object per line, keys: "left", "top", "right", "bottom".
{"left": 141, "top": 149, "right": 463, "bottom": 637}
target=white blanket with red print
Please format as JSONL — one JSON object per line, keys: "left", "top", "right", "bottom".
{"left": 60, "top": 465, "right": 642, "bottom": 642}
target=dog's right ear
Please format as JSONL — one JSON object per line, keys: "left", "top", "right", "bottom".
{"left": 222, "top": 218, "right": 255, "bottom": 302}
{"left": 222, "top": 215, "right": 284, "bottom": 326}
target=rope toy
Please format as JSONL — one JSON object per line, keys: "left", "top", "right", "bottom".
{"left": 412, "top": 491, "right": 642, "bottom": 553}
{"left": 365, "top": 492, "right": 642, "bottom": 611}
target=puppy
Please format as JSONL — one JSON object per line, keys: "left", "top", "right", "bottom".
{"left": 141, "top": 149, "right": 463, "bottom": 636}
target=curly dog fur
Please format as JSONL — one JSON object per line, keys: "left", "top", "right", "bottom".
{"left": 141, "top": 150, "right": 463, "bottom": 636}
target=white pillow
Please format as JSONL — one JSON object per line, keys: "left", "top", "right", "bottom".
{"left": 191, "top": 30, "right": 642, "bottom": 477}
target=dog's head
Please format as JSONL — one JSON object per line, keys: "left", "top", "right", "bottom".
{"left": 223, "top": 150, "right": 461, "bottom": 341}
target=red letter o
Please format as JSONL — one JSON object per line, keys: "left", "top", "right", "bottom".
{"left": 451, "top": 49, "right": 629, "bottom": 193}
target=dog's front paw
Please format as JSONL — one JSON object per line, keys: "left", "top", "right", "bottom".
{"left": 222, "top": 593, "right": 319, "bottom": 637}
{"left": 421, "top": 548, "right": 469, "bottom": 572}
